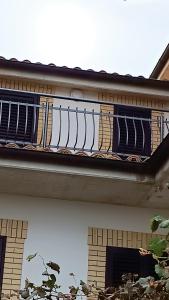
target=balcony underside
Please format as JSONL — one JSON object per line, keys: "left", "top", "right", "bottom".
{"left": 0, "top": 162, "right": 154, "bottom": 207}
{"left": 0, "top": 144, "right": 168, "bottom": 209}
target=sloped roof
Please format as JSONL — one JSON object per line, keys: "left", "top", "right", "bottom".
{"left": 1, "top": 55, "right": 169, "bottom": 91}
{"left": 0, "top": 55, "right": 145, "bottom": 79}
{"left": 150, "top": 43, "right": 169, "bottom": 79}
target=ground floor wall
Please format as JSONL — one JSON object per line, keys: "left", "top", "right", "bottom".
{"left": 0, "top": 193, "right": 167, "bottom": 294}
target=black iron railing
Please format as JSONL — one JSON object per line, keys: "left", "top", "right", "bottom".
{"left": 0, "top": 89, "right": 168, "bottom": 160}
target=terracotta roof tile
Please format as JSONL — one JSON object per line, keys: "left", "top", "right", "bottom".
{"left": 0, "top": 142, "right": 146, "bottom": 163}
{"left": 1, "top": 55, "right": 169, "bottom": 91}
{"left": 0, "top": 55, "right": 146, "bottom": 78}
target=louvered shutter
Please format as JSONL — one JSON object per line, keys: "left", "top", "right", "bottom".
{"left": 113, "top": 105, "right": 151, "bottom": 156}
{"left": 105, "top": 246, "right": 156, "bottom": 287}
{"left": 0, "top": 91, "right": 40, "bottom": 144}
{"left": 0, "top": 236, "right": 6, "bottom": 293}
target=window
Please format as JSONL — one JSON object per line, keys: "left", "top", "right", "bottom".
{"left": 105, "top": 246, "right": 156, "bottom": 287}
{"left": 113, "top": 105, "right": 151, "bottom": 156}
{"left": 0, "top": 90, "right": 40, "bottom": 144}
{"left": 0, "top": 236, "right": 6, "bottom": 294}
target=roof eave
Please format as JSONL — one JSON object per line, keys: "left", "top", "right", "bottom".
{"left": 150, "top": 43, "right": 169, "bottom": 79}
{"left": 1, "top": 56, "right": 169, "bottom": 91}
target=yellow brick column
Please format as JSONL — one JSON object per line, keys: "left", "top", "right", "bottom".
{"left": 151, "top": 110, "right": 164, "bottom": 153}
{"left": 98, "top": 105, "right": 114, "bottom": 152}
{"left": 0, "top": 219, "right": 28, "bottom": 297}
{"left": 37, "top": 97, "right": 54, "bottom": 148}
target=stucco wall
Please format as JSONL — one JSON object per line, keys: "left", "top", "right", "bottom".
{"left": 0, "top": 193, "right": 167, "bottom": 292}
{"left": 52, "top": 99, "right": 100, "bottom": 151}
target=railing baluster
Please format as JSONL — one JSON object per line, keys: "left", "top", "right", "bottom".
{"left": 141, "top": 119, "right": 145, "bottom": 150}
{"left": 15, "top": 102, "right": 20, "bottom": 140}
{"left": 33, "top": 104, "right": 36, "bottom": 143}
{"left": 43, "top": 101, "right": 49, "bottom": 148}
{"left": 0, "top": 101, "right": 3, "bottom": 128}
{"left": 48, "top": 103, "right": 53, "bottom": 147}
{"left": 24, "top": 103, "right": 28, "bottom": 144}
{"left": 166, "top": 118, "right": 169, "bottom": 133}
{"left": 133, "top": 118, "right": 137, "bottom": 148}
{"left": 74, "top": 107, "right": 79, "bottom": 150}
{"left": 90, "top": 109, "right": 95, "bottom": 152}
{"left": 117, "top": 116, "right": 121, "bottom": 147}
{"left": 125, "top": 116, "right": 128, "bottom": 146}
{"left": 82, "top": 108, "right": 87, "bottom": 150}
{"left": 39, "top": 103, "right": 45, "bottom": 147}
{"left": 107, "top": 111, "right": 112, "bottom": 152}
{"left": 159, "top": 115, "right": 164, "bottom": 143}
{"left": 148, "top": 119, "right": 152, "bottom": 153}
{"left": 57, "top": 105, "right": 62, "bottom": 148}
{"left": 6, "top": 101, "right": 12, "bottom": 142}
{"left": 65, "top": 106, "right": 70, "bottom": 148}
{"left": 99, "top": 110, "right": 103, "bottom": 151}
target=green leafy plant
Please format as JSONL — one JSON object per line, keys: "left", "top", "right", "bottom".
{"left": 15, "top": 253, "right": 94, "bottom": 300}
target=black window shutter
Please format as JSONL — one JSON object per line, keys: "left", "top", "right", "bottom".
{"left": 0, "top": 90, "right": 40, "bottom": 144}
{"left": 105, "top": 246, "right": 156, "bottom": 288}
{"left": 0, "top": 236, "right": 6, "bottom": 294}
{"left": 113, "top": 105, "right": 151, "bottom": 156}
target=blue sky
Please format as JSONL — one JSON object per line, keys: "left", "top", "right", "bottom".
{"left": 0, "top": 0, "right": 168, "bottom": 77}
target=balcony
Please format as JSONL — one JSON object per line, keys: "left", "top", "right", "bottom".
{"left": 0, "top": 88, "right": 169, "bottom": 207}
{"left": 0, "top": 88, "right": 167, "bottom": 163}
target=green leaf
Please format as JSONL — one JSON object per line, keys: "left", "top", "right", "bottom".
{"left": 46, "top": 262, "right": 60, "bottom": 273}
{"left": 36, "top": 287, "right": 46, "bottom": 298}
{"left": 160, "top": 220, "right": 169, "bottom": 228}
{"left": 136, "top": 276, "right": 153, "bottom": 289}
{"left": 26, "top": 253, "right": 37, "bottom": 262}
{"left": 69, "top": 286, "right": 79, "bottom": 297}
{"left": 166, "top": 278, "right": 169, "bottom": 291}
{"left": 20, "top": 290, "right": 30, "bottom": 299}
{"left": 50, "top": 274, "right": 56, "bottom": 283}
{"left": 164, "top": 268, "right": 169, "bottom": 279}
{"left": 148, "top": 237, "right": 167, "bottom": 256}
{"left": 42, "top": 279, "right": 55, "bottom": 289}
{"left": 150, "top": 216, "right": 164, "bottom": 232}
{"left": 81, "top": 284, "right": 91, "bottom": 296}
{"left": 155, "top": 265, "right": 169, "bottom": 279}
{"left": 155, "top": 264, "right": 165, "bottom": 278}
{"left": 144, "top": 286, "right": 154, "bottom": 294}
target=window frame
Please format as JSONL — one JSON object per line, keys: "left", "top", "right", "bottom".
{"left": 0, "top": 236, "right": 6, "bottom": 294}
{"left": 0, "top": 89, "right": 40, "bottom": 145}
{"left": 113, "top": 105, "right": 152, "bottom": 156}
{"left": 105, "top": 245, "right": 156, "bottom": 288}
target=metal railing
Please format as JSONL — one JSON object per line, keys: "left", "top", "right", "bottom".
{"left": 0, "top": 91, "right": 168, "bottom": 160}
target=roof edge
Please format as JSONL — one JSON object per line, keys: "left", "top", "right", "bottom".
{"left": 150, "top": 43, "right": 169, "bottom": 79}
{"left": 1, "top": 55, "right": 169, "bottom": 91}
{"left": 1, "top": 56, "right": 169, "bottom": 91}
